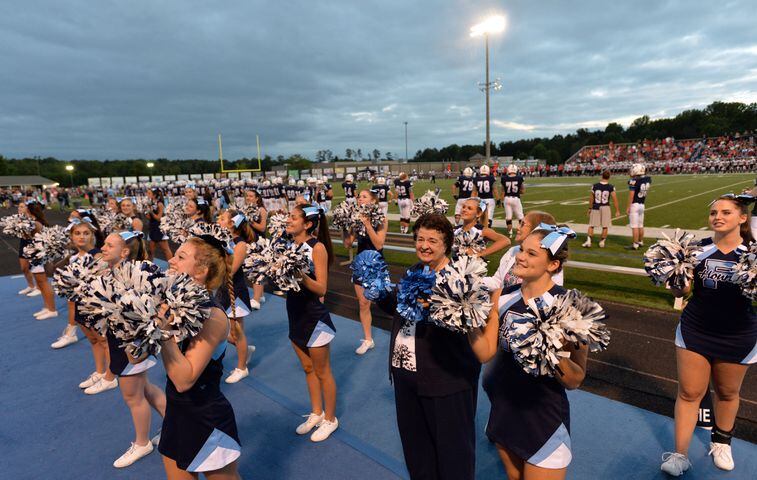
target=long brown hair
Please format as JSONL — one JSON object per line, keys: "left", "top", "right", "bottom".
{"left": 225, "top": 209, "right": 254, "bottom": 243}
{"left": 26, "top": 202, "right": 49, "bottom": 227}
{"left": 187, "top": 237, "right": 236, "bottom": 322}
{"left": 527, "top": 227, "right": 570, "bottom": 274}
{"left": 295, "top": 204, "right": 334, "bottom": 267}
{"left": 715, "top": 197, "right": 754, "bottom": 244}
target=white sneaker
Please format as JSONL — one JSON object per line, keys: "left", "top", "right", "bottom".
{"left": 26, "top": 288, "right": 42, "bottom": 297}
{"left": 250, "top": 299, "right": 261, "bottom": 310}
{"left": 296, "top": 412, "right": 324, "bottom": 435}
{"left": 33, "top": 308, "right": 50, "bottom": 317}
{"left": 598, "top": 239, "right": 606, "bottom": 248}
{"left": 225, "top": 368, "right": 249, "bottom": 384}
{"left": 582, "top": 239, "right": 591, "bottom": 248}
{"left": 151, "top": 430, "right": 161, "bottom": 446}
{"left": 310, "top": 417, "right": 339, "bottom": 442}
{"left": 709, "top": 442, "right": 734, "bottom": 471}
{"left": 18, "top": 286, "right": 34, "bottom": 295}
{"left": 355, "top": 339, "right": 375, "bottom": 355}
{"left": 36, "top": 310, "right": 58, "bottom": 320}
{"left": 79, "top": 371, "right": 103, "bottom": 389}
{"left": 51, "top": 327, "right": 78, "bottom": 349}
{"left": 113, "top": 442, "right": 153, "bottom": 468}
{"left": 247, "top": 346, "right": 256, "bottom": 366}
{"left": 84, "top": 376, "right": 118, "bottom": 395}
{"left": 660, "top": 452, "right": 691, "bottom": 476}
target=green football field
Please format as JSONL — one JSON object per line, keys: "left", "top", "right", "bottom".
{"left": 332, "top": 173, "right": 756, "bottom": 230}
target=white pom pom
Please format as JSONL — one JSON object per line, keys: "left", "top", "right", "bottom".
{"left": 428, "top": 256, "right": 491, "bottom": 333}
{"left": 731, "top": 241, "right": 757, "bottom": 300}
{"left": 643, "top": 229, "right": 703, "bottom": 290}
{"left": 411, "top": 190, "right": 449, "bottom": 217}
{"left": 24, "top": 225, "right": 71, "bottom": 265}
{"left": 0, "top": 214, "right": 37, "bottom": 239}
{"left": 452, "top": 229, "right": 486, "bottom": 257}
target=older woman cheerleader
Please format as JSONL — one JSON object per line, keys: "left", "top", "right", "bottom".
{"left": 453, "top": 197, "right": 510, "bottom": 258}
{"left": 345, "top": 189, "right": 388, "bottom": 355}
{"left": 159, "top": 231, "right": 242, "bottom": 479}
{"left": 285, "top": 205, "right": 339, "bottom": 442}
{"left": 659, "top": 194, "right": 756, "bottom": 476}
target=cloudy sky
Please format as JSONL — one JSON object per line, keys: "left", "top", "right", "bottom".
{"left": 1, "top": 0, "right": 755, "bottom": 160}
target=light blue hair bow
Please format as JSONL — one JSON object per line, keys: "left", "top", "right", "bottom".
{"left": 232, "top": 213, "right": 247, "bottom": 228}
{"left": 116, "top": 196, "right": 137, "bottom": 204}
{"left": 303, "top": 206, "right": 323, "bottom": 218}
{"left": 119, "top": 230, "right": 144, "bottom": 242}
{"left": 533, "top": 223, "right": 576, "bottom": 255}
{"left": 66, "top": 217, "right": 95, "bottom": 231}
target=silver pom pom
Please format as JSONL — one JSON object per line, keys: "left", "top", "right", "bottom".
{"left": 411, "top": 190, "right": 449, "bottom": 217}
{"left": 93, "top": 209, "right": 117, "bottom": 235}
{"left": 76, "top": 272, "right": 120, "bottom": 334}
{"left": 267, "top": 213, "right": 289, "bottom": 239}
{"left": 428, "top": 256, "right": 492, "bottom": 333}
{"left": 352, "top": 203, "right": 385, "bottom": 236}
{"left": 23, "top": 225, "right": 71, "bottom": 266}
{"left": 187, "top": 222, "right": 234, "bottom": 253}
{"left": 643, "top": 229, "right": 703, "bottom": 290}
{"left": 330, "top": 201, "right": 356, "bottom": 231}
{"left": 164, "top": 197, "right": 187, "bottom": 215}
{"left": 240, "top": 204, "right": 262, "bottom": 223}
{"left": 162, "top": 271, "right": 212, "bottom": 343}
{"left": 243, "top": 238, "right": 309, "bottom": 291}
{"left": 0, "top": 214, "right": 37, "bottom": 239}
{"left": 244, "top": 237, "right": 275, "bottom": 284}
{"left": 159, "top": 212, "right": 195, "bottom": 243}
{"left": 731, "top": 241, "right": 757, "bottom": 300}
{"left": 53, "top": 254, "right": 109, "bottom": 300}
{"left": 452, "top": 229, "right": 486, "bottom": 257}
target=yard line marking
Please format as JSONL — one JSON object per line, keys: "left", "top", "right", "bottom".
{"left": 660, "top": 224, "right": 669, "bottom": 228}
{"left": 612, "top": 179, "right": 753, "bottom": 221}
{"left": 699, "top": 227, "right": 708, "bottom": 230}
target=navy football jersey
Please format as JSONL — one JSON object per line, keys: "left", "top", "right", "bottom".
{"left": 284, "top": 185, "right": 299, "bottom": 201}
{"left": 342, "top": 182, "right": 356, "bottom": 199}
{"left": 628, "top": 176, "right": 651, "bottom": 204}
{"left": 590, "top": 182, "right": 615, "bottom": 209}
{"left": 474, "top": 175, "right": 496, "bottom": 199}
{"left": 455, "top": 176, "right": 475, "bottom": 199}
{"left": 395, "top": 180, "right": 413, "bottom": 199}
{"left": 372, "top": 184, "right": 390, "bottom": 202}
{"left": 501, "top": 175, "right": 524, "bottom": 198}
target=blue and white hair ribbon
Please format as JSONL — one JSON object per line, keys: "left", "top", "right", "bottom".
{"left": 534, "top": 223, "right": 576, "bottom": 255}
{"left": 232, "top": 213, "right": 247, "bottom": 228}
{"left": 303, "top": 206, "right": 322, "bottom": 218}
{"left": 66, "top": 217, "right": 95, "bottom": 231}
{"left": 116, "top": 196, "right": 137, "bottom": 204}
{"left": 76, "top": 208, "right": 93, "bottom": 216}
{"left": 119, "top": 230, "right": 144, "bottom": 242}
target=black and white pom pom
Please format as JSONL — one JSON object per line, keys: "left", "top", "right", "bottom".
{"left": 76, "top": 272, "right": 119, "bottom": 334}
{"left": 507, "top": 289, "right": 610, "bottom": 377}
{"left": 23, "top": 225, "right": 71, "bottom": 266}
{"left": 452, "top": 229, "right": 487, "bottom": 257}
{"left": 133, "top": 196, "right": 153, "bottom": 215}
{"left": 352, "top": 203, "right": 385, "bottom": 236}
{"left": 93, "top": 209, "right": 117, "bottom": 235}
{"left": 53, "top": 253, "right": 109, "bottom": 301}
{"left": 107, "top": 213, "right": 133, "bottom": 233}
{"left": 269, "top": 241, "right": 310, "bottom": 292}
{"left": 243, "top": 237, "right": 275, "bottom": 284}
{"left": 643, "top": 229, "right": 703, "bottom": 290}
{"left": 164, "top": 197, "right": 187, "bottom": 215}
{"left": 160, "top": 212, "right": 195, "bottom": 243}
{"left": 731, "top": 241, "right": 757, "bottom": 300}
{"left": 188, "top": 222, "right": 234, "bottom": 252}
{"left": 330, "top": 201, "right": 356, "bottom": 231}
{"left": 411, "top": 190, "right": 449, "bottom": 217}
{"left": 0, "top": 214, "right": 37, "bottom": 239}
{"left": 267, "top": 213, "right": 289, "bottom": 239}
{"left": 162, "top": 271, "right": 212, "bottom": 343}
{"left": 428, "top": 256, "right": 492, "bottom": 333}
{"left": 240, "top": 204, "right": 262, "bottom": 223}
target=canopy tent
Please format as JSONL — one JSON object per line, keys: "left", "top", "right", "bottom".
{"left": 0, "top": 176, "right": 57, "bottom": 187}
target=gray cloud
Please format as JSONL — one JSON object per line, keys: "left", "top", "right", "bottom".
{"left": 0, "top": 0, "right": 755, "bottom": 160}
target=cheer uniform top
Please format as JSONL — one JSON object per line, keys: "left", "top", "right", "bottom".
{"left": 286, "top": 238, "right": 336, "bottom": 351}
{"left": 159, "top": 297, "right": 241, "bottom": 473}
{"left": 483, "top": 284, "right": 572, "bottom": 469}
{"left": 215, "top": 236, "right": 253, "bottom": 319}
{"left": 147, "top": 202, "right": 168, "bottom": 241}
{"left": 676, "top": 238, "right": 757, "bottom": 364}
{"left": 18, "top": 238, "right": 32, "bottom": 259}
{"left": 501, "top": 175, "right": 524, "bottom": 198}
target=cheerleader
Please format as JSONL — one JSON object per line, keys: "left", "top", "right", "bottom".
{"left": 98, "top": 230, "right": 166, "bottom": 467}
{"left": 24, "top": 201, "right": 58, "bottom": 320}
{"left": 345, "top": 189, "right": 388, "bottom": 355}
{"left": 285, "top": 205, "right": 339, "bottom": 442}
{"left": 660, "top": 194, "right": 756, "bottom": 476}
{"left": 246, "top": 188, "right": 267, "bottom": 309}
{"left": 105, "top": 197, "right": 119, "bottom": 213}
{"left": 217, "top": 209, "right": 256, "bottom": 384}
{"left": 118, "top": 197, "right": 144, "bottom": 233}
{"left": 454, "top": 197, "right": 510, "bottom": 258}
{"left": 470, "top": 225, "right": 587, "bottom": 480}
{"left": 159, "top": 233, "right": 241, "bottom": 478}
{"left": 146, "top": 188, "right": 173, "bottom": 261}
{"left": 185, "top": 197, "right": 212, "bottom": 224}
{"left": 16, "top": 201, "right": 40, "bottom": 298}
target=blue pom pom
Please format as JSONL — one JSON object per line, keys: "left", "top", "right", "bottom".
{"left": 396, "top": 265, "right": 436, "bottom": 322}
{"left": 352, "top": 251, "right": 394, "bottom": 302}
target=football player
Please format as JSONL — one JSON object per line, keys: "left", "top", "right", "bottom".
{"left": 501, "top": 164, "right": 525, "bottom": 236}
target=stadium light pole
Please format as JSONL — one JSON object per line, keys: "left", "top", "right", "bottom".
{"left": 404, "top": 121, "right": 408, "bottom": 163}
{"left": 470, "top": 15, "right": 505, "bottom": 162}
{"left": 65, "top": 164, "right": 74, "bottom": 188}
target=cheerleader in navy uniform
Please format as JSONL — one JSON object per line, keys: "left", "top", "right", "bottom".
{"left": 345, "top": 189, "right": 388, "bottom": 355}
{"left": 185, "top": 197, "right": 212, "bottom": 224}
{"left": 454, "top": 197, "right": 510, "bottom": 258}
{"left": 159, "top": 234, "right": 242, "bottom": 478}
{"left": 146, "top": 188, "right": 173, "bottom": 261}
{"left": 285, "top": 205, "right": 339, "bottom": 442}
{"left": 660, "top": 194, "right": 757, "bottom": 476}
{"left": 118, "top": 196, "right": 144, "bottom": 233}
{"left": 217, "top": 209, "right": 256, "bottom": 384}
{"left": 15, "top": 201, "right": 38, "bottom": 297}
{"left": 470, "top": 225, "right": 588, "bottom": 480}
{"left": 98, "top": 230, "right": 166, "bottom": 468}
{"left": 245, "top": 188, "right": 268, "bottom": 310}
{"left": 24, "top": 201, "right": 59, "bottom": 320}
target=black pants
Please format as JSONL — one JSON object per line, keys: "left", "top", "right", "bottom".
{"left": 392, "top": 368, "right": 477, "bottom": 480}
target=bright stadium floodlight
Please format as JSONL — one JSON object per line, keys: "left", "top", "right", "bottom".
{"left": 65, "top": 164, "right": 74, "bottom": 187}
{"left": 470, "top": 14, "right": 506, "bottom": 162}
{"left": 146, "top": 162, "right": 154, "bottom": 168}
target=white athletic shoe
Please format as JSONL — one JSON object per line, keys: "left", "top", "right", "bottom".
{"left": 113, "top": 442, "right": 153, "bottom": 468}
{"left": 36, "top": 310, "right": 58, "bottom": 320}
{"left": 310, "top": 417, "right": 338, "bottom": 442}
{"left": 709, "top": 442, "right": 734, "bottom": 471}
{"left": 660, "top": 452, "right": 691, "bottom": 476}
{"left": 296, "top": 412, "right": 324, "bottom": 435}
{"left": 51, "top": 326, "right": 78, "bottom": 349}
{"left": 79, "top": 372, "right": 103, "bottom": 389}
{"left": 151, "top": 430, "right": 161, "bottom": 446}
{"left": 225, "top": 368, "right": 249, "bottom": 384}
{"left": 249, "top": 299, "right": 261, "bottom": 310}
{"left": 84, "top": 377, "right": 118, "bottom": 395}
{"left": 355, "top": 339, "right": 375, "bottom": 355}
{"left": 18, "top": 286, "right": 34, "bottom": 295}
{"left": 598, "top": 239, "right": 606, "bottom": 248}
{"left": 33, "top": 308, "right": 50, "bottom": 317}
{"left": 582, "top": 239, "right": 591, "bottom": 248}
{"left": 247, "top": 346, "right": 256, "bottom": 366}
{"left": 26, "top": 288, "right": 42, "bottom": 297}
